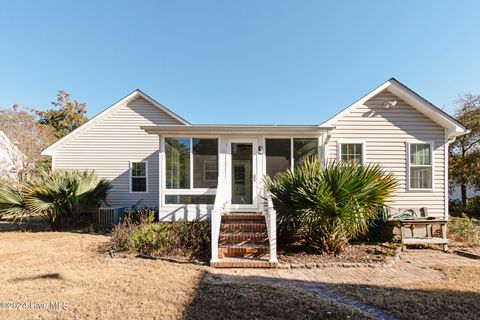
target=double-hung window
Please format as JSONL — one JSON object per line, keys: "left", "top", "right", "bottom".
{"left": 130, "top": 161, "right": 148, "bottom": 193}
{"left": 338, "top": 143, "right": 364, "bottom": 164}
{"left": 408, "top": 142, "right": 433, "bottom": 190}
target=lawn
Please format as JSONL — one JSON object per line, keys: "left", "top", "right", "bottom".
{"left": 0, "top": 230, "right": 371, "bottom": 320}
{"left": 329, "top": 265, "right": 480, "bottom": 320}
{"left": 186, "top": 282, "right": 373, "bottom": 320}
{"left": 1, "top": 220, "right": 478, "bottom": 320}
{"left": 0, "top": 232, "right": 204, "bottom": 319}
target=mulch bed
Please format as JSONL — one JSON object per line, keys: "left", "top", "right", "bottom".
{"left": 278, "top": 243, "right": 397, "bottom": 265}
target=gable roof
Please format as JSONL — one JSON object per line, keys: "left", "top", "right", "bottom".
{"left": 321, "top": 78, "right": 468, "bottom": 139}
{"left": 42, "top": 89, "right": 190, "bottom": 156}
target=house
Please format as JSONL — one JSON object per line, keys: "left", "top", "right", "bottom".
{"left": 0, "top": 130, "right": 23, "bottom": 181}
{"left": 41, "top": 78, "right": 468, "bottom": 267}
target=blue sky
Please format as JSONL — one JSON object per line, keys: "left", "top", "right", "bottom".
{"left": 0, "top": 1, "right": 479, "bottom": 124}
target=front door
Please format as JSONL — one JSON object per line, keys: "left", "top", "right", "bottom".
{"left": 226, "top": 139, "right": 258, "bottom": 211}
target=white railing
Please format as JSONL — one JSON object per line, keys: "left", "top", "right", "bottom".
{"left": 210, "top": 179, "right": 226, "bottom": 264}
{"left": 264, "top": 189, "right": 278, "bottom": 263}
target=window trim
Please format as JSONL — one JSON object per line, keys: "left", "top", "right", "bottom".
{"left": 129, "top": 161, "right": 148, "bottom": 193}
{"left": 406, "top": 141, "right": 435, "bottom": 191}
{"left": 336, "top": 141, "right": 366, "bottom": 165}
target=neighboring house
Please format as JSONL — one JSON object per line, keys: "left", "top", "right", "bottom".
{"left": 0, "top": 130, "right": 23, "bottom": 181}
{"left": 42, "top": 78, "right": 468, "bottom": 266}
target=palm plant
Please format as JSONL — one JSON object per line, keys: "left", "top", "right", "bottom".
{"left": 265, "top": 158, "right": 397, "bottom": 253}
{"left": 0, "top": 170, "right": 111, "bottom": 229}
{"left": 25, "top": 170, "right": 111, "bottom": 228}
{"left": 0, "top": 184, "right": 28, "bottom": 221}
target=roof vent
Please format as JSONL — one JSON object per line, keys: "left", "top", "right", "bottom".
{"left": 383, "top": 100, "right": 397, "bottom": 109}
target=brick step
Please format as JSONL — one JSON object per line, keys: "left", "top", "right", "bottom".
{"left": 219, "top": 244, "right": 269, "bottom": 258}
{"left": 211, "top": 257, "right": 277, "bottom": 268}
{"left": 219, "top": 232, "right": 269, "bottom": 245}
{"left": 221, "top": 213, "right": 265, "bottom": 222}
{"left": 220, "top": 222, "right": 267, "bottom": 233}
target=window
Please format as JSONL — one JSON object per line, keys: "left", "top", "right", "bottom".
{"left": 293, "top": 138, "right": 318, "bottom": 168}
{"left": 164, "top": 137, "right": 218, "bottom": 205}
{"left": 204, "top": 161, "right": 217, "bottom": 181}
{"left": 266, "top": 139, "right": 291, "bottom": 177}
{"left": 193, "top": 138, "right": 218, "bottom": 188}
{"left": 339, "top": 143, "right": 364, "bottom": 164}
{"left": 165, "top": 138, "right": 191, "bottom": 189}
{"left": 265, "top": 138, "right": 318, "bottom": 176}
{"left": 409, "top": 143, "right": 433, "bottom": 189}
{"left": 131, "top": 162, "right": 147, "bottom": 192}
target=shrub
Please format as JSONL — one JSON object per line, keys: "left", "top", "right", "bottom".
{"left": 111, "top": 211, "right": 210, "bottom": 260}
{"left": 466, "top": 195, "right": 480, "bottom": 217}
{"left": 265, "top": 159, "right": 397, "bottom": 254}
{"left": 170, "top": 220, "right": 211, "bottom": 258}
{"left": 0, "top": 170, "right": 111, "bottom": 229}
{"left": 450, "top": 214, "right": 480, "bottom": 246}
{"left": 131, "top": 221, "right": 173, "bottom": 254}
{"left": 449, "top": 199, "right": 463, "bottom": 216}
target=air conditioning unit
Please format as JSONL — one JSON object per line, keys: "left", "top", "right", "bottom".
{"left": 98, "top": 207, "right": 125, "bottom": 227}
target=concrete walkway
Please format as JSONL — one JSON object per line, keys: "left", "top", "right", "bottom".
{"left": 205, "top": 249, "right": 478, "bottom": 319}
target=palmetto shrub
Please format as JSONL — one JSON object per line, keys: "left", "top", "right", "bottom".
{"left": 0, "top": 184, "right": 28, "bottom": 221}
{"left": 0, "top": 170, "right": 111, "bottom": 229}
{"left": 265, "top": 158, "right": 397, "bottom": 254}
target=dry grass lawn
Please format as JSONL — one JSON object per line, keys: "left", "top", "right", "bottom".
{"left": 330, "top": 265, "right": 480, "bottom": 320}
{"left": 185, "top": 282, "right": 374, "bottom": 320}
{"left": 0, "top": 230, "right": 376, "bottom": 320}
{"left": 0, "top": 231, "right": 205, "bottom": 320}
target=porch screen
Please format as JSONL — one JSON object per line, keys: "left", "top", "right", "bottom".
{"left": 165, "top": 137, "right": 218, "bottom": 191}
{"left": 193, "top": 138, "right": 218, "bottom": 188}
{"left": 266, "top": 139, "right": 291, "bottom": 177}
{"left": 265, "top": 138, "right": 318, "bottom": 176}
{"left": 293, "top": 138, "right": 318, "bottom": 168}
{"left": 165, "top": 138, "right": 190, "bottom": 189}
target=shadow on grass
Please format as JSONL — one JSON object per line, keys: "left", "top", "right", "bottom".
{"left": 0, "top": 216, "right": 47, "bottom": 232}
{"left": 10, "top": 273, "right": 63, "bottom": 282}
{"left": 184, "top": 272, "right": 375, "bottom": 320}
{"left": 0, "top": 215, "right": 111, "bottom": 235}
{"left": 184, "top": 270, "right": 480, "bottom": 320}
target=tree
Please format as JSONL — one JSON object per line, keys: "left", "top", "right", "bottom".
{"left": 449, "top": 94, "right": 480, "bottom": 208}
{"left": 0, "top": 109, "right": 56, "bottom": 182}
{"left": 37, "top": 90, "right": 88, "bottom": 138}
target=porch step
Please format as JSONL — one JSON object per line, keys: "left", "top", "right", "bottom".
{"left": 221, "top": 213, "right": 265, "bottom": 222}
{"left": 213, "top": 212, "right": 275, "bottom": 267}
{"left": 211, "top": 257, "right": 277, "bottom": 268}
{"left": 219, "top": 232, "right": 269, "bottom": 245}
{"left": 220, "top": 222, "right": 267, "bottom": 233}
{"left": 219, "top": 244, "right": 269, "bottom": 258}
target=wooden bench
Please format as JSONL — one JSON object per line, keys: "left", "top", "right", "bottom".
{"left": 386, "top": 207, "right": 448, "bottom": 252}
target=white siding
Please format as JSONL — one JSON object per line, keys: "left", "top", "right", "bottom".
{"left": 54, "top": 97, "right": 184, "bottom": 208}
{"left": 326, "top": 90, "right": 447, "bottom": 217}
